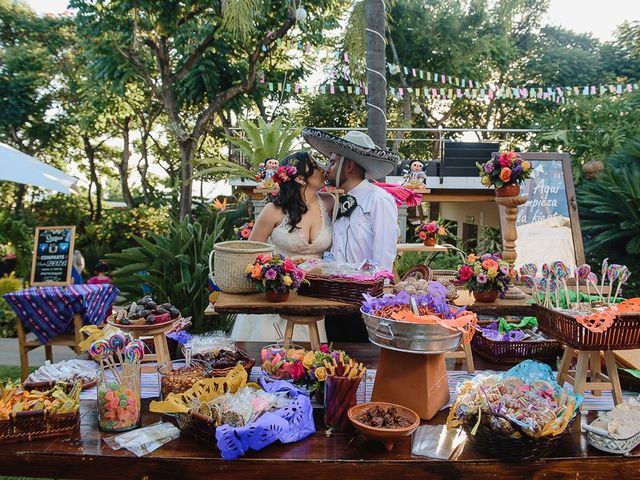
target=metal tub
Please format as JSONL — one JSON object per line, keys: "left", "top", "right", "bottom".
{"left": 361, "top": 308, "right": 462, "bottom": 355}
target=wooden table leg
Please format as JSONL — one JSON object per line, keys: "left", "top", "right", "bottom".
{"left": 557, "top": 346, "right": 573, "bottom": 386}
{"left": 283, "top": 320, "right": 295, "bottom": 347}
{"left": 153, "top": 333, "right": 172, "bottom": 371}
{"left": 280, "top": 315, "right": 322, "bottom": 350}
{"left": 603, "top": 351, "right": 623, "bottom": 405}
{"left": 462, "top": 341, "right": 474, "bottom": 373}
{"left": 573, "top": 351, "right": 590, "bottom": 395}
{"left": 589, "top": 351, "right": 602, "bottom": 397}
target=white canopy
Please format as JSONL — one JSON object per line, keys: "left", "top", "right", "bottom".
{"left": 0, "top": 142, "right": 79, "bottom": 194}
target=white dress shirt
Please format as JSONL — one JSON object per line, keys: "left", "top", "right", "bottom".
{"left": 331, "top": 180, "right": 399, "bottom": 272}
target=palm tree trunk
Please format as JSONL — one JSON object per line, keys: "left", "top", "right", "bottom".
{"left": 365, "top": 0, "right": 387, "bottom": 150}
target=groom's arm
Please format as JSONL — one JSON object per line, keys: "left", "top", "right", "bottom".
{"left": 370, "top": 193, "right": 400, "bottom": 272}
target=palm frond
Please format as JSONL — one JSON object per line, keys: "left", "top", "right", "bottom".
{"left": 221, "top": 0, "right": 262, "bottom": 42}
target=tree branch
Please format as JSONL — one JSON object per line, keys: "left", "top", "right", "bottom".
{"left": 175, "top": 28, "right": 220, "bottom": 82}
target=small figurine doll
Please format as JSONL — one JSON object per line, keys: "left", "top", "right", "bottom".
{"left": 255, "top": 157, "right": 280, "bottom": 190}
{"left": 403, "top": 160, "right": 427, "bottom": 188}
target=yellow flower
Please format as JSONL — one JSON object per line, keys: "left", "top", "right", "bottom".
{"left": 302, "top": 351, "right": 315, "bottom": 369}
{"left": 481, "top": 176, "right": 492, "bottom": 186}
{"left": 437, "top": 226, "right": 446, "bottom": 236}
{"left": 314, "top": 367, "right": 326, "bottom": 381}
{"left": 283, "top": 275, "right": 293, "bottom": 286}
{"left": 244, "top": 264, "right": 253, "bottom": 274}
{"left": 487, "top": 268, "right": 498, "bottom": 279}
{"left": 521, "top": 160, "right": 531, "bottom": 171}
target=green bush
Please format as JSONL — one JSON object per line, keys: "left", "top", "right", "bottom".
{"left": 578, "top": 138, "right": 640, "bottom": 296}
{"left": 0, "top": 273, "right": 24, "bottom": 337}
{"left": 106, "top": 215, "right": 224, "bottom": 331}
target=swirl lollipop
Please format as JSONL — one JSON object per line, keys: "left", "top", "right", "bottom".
{"left": 108, "top": 333, "right": 126, "bottom": 364}
{"left": 520, "top": 263, "right": 538, "bottom": 278}
{"left": 600, "top": 258, "right": 609, "bottom": 297}
{"left": 89, "top": 338, "right": 111, "bottom": 360}
{"left": 124, "top": 340, "right": 145, "bottom": 363}
{"left": 551, "top": 261, "right": 571, "bottom": 307}
{"left": 574, "top": 264, "right": 591, "bottom": 305}
{"left": 586, "top": 272, "right": 601, "bottom": 305}
{"left": 542, "top": 263, "right": 550, "bottom": 279}
{"left": 612, "top": 265, "right": 631, "bottom": 304}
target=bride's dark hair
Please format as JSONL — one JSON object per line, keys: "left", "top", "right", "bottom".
{"left": 270, "top": 151, "right": 317, "bottom": 233}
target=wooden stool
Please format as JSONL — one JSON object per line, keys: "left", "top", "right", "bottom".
{"left": 129, "top": 323, "right": 174, "bottom": 373}
{"left": 16, "top": 313, "right": 83, "bottom": 381}
{"left": 445, "top": 342, "right": 475, "bottom": 373}
{"left": 556, "top": 346, "right": 623, "bottom": 405}
{"left": 372, "top": 348, "right": 450, "bottom": 420}
{"left": 280, "top": 314, "right": 323, "bottom": 351}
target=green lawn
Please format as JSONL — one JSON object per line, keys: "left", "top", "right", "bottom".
{"left": 0, "top": 365, "right": 25, "bottom": 382}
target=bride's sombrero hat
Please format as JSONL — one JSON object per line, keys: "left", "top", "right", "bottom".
{"left": 302, "top": 128, "right": 399, "bottom": 179}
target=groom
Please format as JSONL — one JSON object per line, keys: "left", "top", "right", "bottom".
{"left": 303, "top": 128, "right": 400, "bottom": 341}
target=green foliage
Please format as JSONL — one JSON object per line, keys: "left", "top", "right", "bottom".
{"left": 0, "top": 273, "right": 24, "bottom": 337}
{"left": 578, "top": 138, "right": 640, "bottom": 296}
{"left": 226, "top": 117, "right": 300, "bottom": 167}
{"left": 0, "top": 211, "right": 31, "bottom": 278}
{"left": 106, "top": 216, "right": 224, "bottom": 331}
{"left": 478, "top": 226, "right": 503, "bottom": 254}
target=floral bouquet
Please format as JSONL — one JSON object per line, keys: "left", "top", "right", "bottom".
{"left": 246, "top": 254, "right": 307, "bottom": 299}
{"left": 234, "top": 221, "right": 254, "bottom": 240}
{"left": 260, "top": 344, "right": 351, "bottom": 397}
{"left": 477, "top": 151, "right": 532, "bottom": 193}
{"left": 415, "top": 220, "right": 447, "bottom": 245}
{"left": 456, "top": 253, "right": 514, "bottom": 299}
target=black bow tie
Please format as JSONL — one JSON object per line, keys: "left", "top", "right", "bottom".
{"left": 336, "top": 194, "right": 358, "bottom": 219}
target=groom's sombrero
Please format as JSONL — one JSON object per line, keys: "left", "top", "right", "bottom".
{"left": 302, "top": 128, "right": 399, "bottom": 179}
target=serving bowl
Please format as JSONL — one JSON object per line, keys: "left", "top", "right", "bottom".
{"left": 348, "top": 401, "right": 420, "bottom": 451}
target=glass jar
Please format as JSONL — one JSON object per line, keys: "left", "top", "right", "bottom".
{"left": 96, "top": 363, "right": 141, "bottom": 432}
{"left": 157, "top": 360, "right": 205, "bottom": 400}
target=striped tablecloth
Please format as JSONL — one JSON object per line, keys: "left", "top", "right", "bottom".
{"left": 3, "top": 284, "right": 119, "bottom": 344}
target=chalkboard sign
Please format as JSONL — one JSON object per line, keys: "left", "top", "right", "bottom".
{"left": 30, "top": 226, "right": 75, "bottom": 286}
{"left": 499, "top": 153, "right": 585, "bottom": 271}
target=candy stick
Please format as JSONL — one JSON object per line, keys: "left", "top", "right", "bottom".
{"left": 611, "top": 267, "right": 630, "bottom": 304}
{"left": 607, "top": 265, "right": 622, "bottom": 304}
{"left": 587, "top": 272, "right": 600, "bottom": 307}
{"left": 600, "top": 258, "right": 609, "bottom": 301}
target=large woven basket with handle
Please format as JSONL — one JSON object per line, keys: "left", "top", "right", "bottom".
{"left": 209, "top": 241, "right": 273, "bottom": 293}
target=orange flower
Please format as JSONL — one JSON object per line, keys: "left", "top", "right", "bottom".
{"left": 251, "top": 265, "right": 263, "bottom": 279}
{"left": 482, "top": 259, "right": 499, "bottom": 270}
{"left": 499, "top": 167, "right": 511, "bottom": 182}
{"left": 437, "top": 226, "right": 446, "bottom": 236}
{"left": 467, "top": 254, "right": 478, "bottom": 263}
{"left": 419, "top": 231, "right": 427, "bottom": 239}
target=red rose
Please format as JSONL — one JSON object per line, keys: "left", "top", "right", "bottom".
{"left": 283, "top": 259, "right": 296, "bottom": 273}
{"left": 458, "top": 265, "right": 473, "bottom": 282}
{"left": 499, "top": 153, "right": 513, "bottom": 167}
{"left": 290, "top": 361, "right": 306, "bottom": 381}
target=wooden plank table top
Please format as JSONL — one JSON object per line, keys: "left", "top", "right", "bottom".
{"left": 214, "top": 291, "right": 361, "bottom": 316}
{"left": 1, "top": 342, "right": 637, "bottom": 480}
{"left": 396, "top": 243, "right": 448, "bottom": 253}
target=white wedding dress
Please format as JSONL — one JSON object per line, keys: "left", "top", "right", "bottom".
{"left": 230, "top": 197, "right": 332, "bottom": 343}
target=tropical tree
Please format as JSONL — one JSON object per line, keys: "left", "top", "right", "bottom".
{"left": 71, "top": 0, "right": 347, "bottom": 219}
{"left": 226, "top": 117, "right": 300, "bottom": 168}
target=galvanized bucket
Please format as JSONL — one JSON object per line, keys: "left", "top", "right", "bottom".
{"left": 361, "top": 308, "right": 462, "bottom": 354}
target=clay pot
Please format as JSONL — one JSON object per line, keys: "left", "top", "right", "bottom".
{"left": 423, "top": 237, "right": 437, "bottom": 247}
{"left": 472, "top": 290, "right": 499, "bottom": 303}
{"left": 347, "top": 402, "right": 420, "bottom": 451}
{"left": 495, "top": 184, "right": 520, "bottom": 197}
{"left": 265, "top": 289, "right": 290, "bottom": 302}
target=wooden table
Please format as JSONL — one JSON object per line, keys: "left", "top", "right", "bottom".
{"left": 396, "top": 243, "right": 449, "bottom": 253}
{"left": 2, "top": 342, "right": 637, "bottom": 480}
{"left": 215, "top": 292, "right": 360, "bottom": 349}
{"left": 455, "top": 289, "right": 536, "bottom": 316}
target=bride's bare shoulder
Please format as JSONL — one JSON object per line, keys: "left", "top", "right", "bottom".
{"left": 317, "top": 192, "right": 335, "bottom": 212}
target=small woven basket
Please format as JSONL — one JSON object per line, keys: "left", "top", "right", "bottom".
{"left": 176, "top": 410, "right": 216, "bottom": 447}
{"left": 430, "top": 269, "right": 459, "bottom": 283}
{"left": 298, "top": 275, "right": 384, "bottom": 304}
{"left": 536, "top": 305, "right": 640, "bottom": 350}
{"left": 471, "top": 322, "right": 563, "bottom": 364}
{"left": 584, "top": 423, "right": 640, "bottom": 455}
{"left": 462, "top": 410, "right": 573, "bottom": 461}
{"left": 209, "top": 241, "right": 273, "bottom": 293}
{"left": 0, "top": 410, "right": 80, "bottom": 444}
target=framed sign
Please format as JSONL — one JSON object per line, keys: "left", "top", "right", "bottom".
{"left": 499, "top": 153, "right": 585, "bottom": 271}
{"left": 30, "top": 226, "right": 75, "bottom": 286}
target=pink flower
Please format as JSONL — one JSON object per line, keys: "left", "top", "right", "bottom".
{"left": 283, "top": 259, "right": 296, "bottom": 273}
{"left": 291, "top": 361, "right": 306, "bottom": 381}
{"left": 241, "top": 228, "right": 251, "bottom": 239}
{"left": 265, "top": 268, "right": 277, "bottom": 280}
{"left": 458, "top": 265, "right": 473, "bottom": 282}
{"left": 499, "top": 152, "right": 513, "bottom": 167}
{"left": 426, "top": 223, "right": 437, "bottom": 234}
{"left": 319, "top": 344, "right": 330, "bottom": 353}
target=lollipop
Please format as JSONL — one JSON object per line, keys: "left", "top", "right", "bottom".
{"left": 124, "top": 340, "right": 145, "bottom": 363}
{"left": 586, "top": 272, "right": 601, "bottom": 305}
{"left": 612, "top": 265, "right": 631, "bottom": 304}
{"left": 108, "top": 333, "right": 127, "bottom": 364}
{"left": 89, "top": 339, "right": 112, "bottom": 360}
{"left": 607, "top": 265, "right": 623, "bottom": 303}
{"left": 520, "top": 263, "right": 538, "bottom": 278}
{"left": 552, "top": 261, "right": 571, "bottom": 308}
{"left": 600, "top": 258, "right": 609, "bottom": 297}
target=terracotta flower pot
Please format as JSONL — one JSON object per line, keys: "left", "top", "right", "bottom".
{"left": 495, "top": 184, "right": 520, "bottom": 197}
{"left": 472, "top": 290, "right": 499, "bottom": 303}
{"left": 265, "top": 289, "right": 290, "bottom": 302}
{"left": 423, "top": 237, "right": 437, "bottom": 247}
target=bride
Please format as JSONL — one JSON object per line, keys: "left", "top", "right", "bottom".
{"left": 230, "top": 151, "right": 333, "bottom": 342}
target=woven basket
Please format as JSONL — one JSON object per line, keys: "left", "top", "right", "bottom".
{"left": 176, "top": 410, "right": 216, "bottom": 447}
{"left": 0, "top": 410, "right": 80, "bottom": 444}
{"left": 298, "top": 275, "right": 384, "bottom": 304}
{"left": 536, "top": 305, "right": 640, "bottom": 350}
{"left": 430, "top": 269, "right": 458, "bottom": 283}
{"left": 471, "top": 322, "right": 564, "bottom": 364}
{"left": 462, "top": 410, "right": 573, "bottom": 461}
{"left": 209, "top": 241, "right": 273, "bottom": 293}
